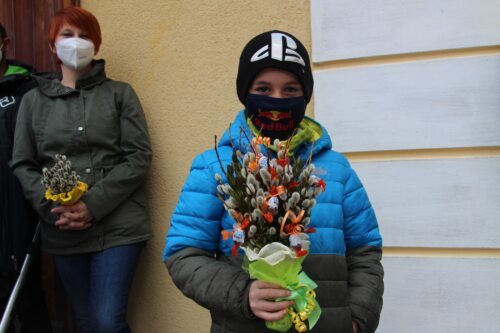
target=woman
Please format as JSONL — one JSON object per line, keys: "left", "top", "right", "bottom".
{"left": 12, "top": 7, "right": 152, "bottom": 333}
{"left": 164, "top": 31, "right": 383, "bottom": 333}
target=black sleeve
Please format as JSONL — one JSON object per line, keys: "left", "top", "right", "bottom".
{"left": 166, "top": 247, "right": 255, "bottom": 320}
{"left": 347, "top": 246, "right": 384, "bottom": 333}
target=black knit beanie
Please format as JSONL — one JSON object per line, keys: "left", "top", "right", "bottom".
{"left": 236, "top": 30, "right": 314, "bottom": 104}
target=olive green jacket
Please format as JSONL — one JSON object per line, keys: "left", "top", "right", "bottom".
{"left": 12, "top": 60, "right": 152, "bottom": 254}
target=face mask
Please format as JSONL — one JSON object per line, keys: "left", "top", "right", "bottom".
{"left": 55, "top": 37, "right": 94, "bottom": 70}
{"left": 246, "top": 93, "right": 306, "bottom": 140}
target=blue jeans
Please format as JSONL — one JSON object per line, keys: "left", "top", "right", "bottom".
{"left": 53, "top": 243, "right": 144, "bottom": 333}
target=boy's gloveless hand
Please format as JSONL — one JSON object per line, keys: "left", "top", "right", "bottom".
{"left": 249, "top": 280, "right": 294, "bottom": 321}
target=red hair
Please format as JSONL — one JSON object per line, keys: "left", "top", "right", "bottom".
{"left": 48, "top": 6, "right": 102, "bottom": 52}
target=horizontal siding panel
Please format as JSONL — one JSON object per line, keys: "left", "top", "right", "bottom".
{"left": 352, "top": 157, "right": 500, "bottom": 248}
{"left": 380, "top": 257, "right": 500, "bottom": 332}
{"left": 311, "top": 0, "right": 500, "bottom": 61}
{"left": 314, "top": 55, "right": 500, "bottom": 152}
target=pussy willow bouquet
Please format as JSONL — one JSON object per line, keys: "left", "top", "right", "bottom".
{"left": 42, "top": 154, "right": 88, "bottom": 206}
{"left": 215, "top": 131, "right": 326, "bottom": 333}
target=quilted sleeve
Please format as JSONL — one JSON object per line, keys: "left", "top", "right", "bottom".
{"left": 163, "top": 153, "right": 254, "bottom": 320}
{"left": 342, "top": 166, "right": 384, "bottom": 333}
{"left": 164, "top": 153, "right": 225, "bottom": 259}
{"left": 166, "top": 247, "right": 254, "bottom": 320}
{"left": 342, "top": 166, "right": 381, "bottom": 251}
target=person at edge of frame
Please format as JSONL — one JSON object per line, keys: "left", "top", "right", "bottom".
{"left": 0, "top": 22, "right": 53, "bottom": 333}
{"left": 11, "top": 7, "right": 152, "bottom": 333}
{"left": 164, "top": 30, "right": 384, "bottom": 333}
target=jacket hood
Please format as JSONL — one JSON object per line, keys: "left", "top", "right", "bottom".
{"left": 32, "top": 59, "right": 108, "bottom": 97}
{"left": 5, "top": 59, "right": 35, "bottom": 74}
{"left": 0, "top": 60, "right": 35, "bottom": 87}
{"left": 218, "top": 110, "right": 333, "bottom": 161}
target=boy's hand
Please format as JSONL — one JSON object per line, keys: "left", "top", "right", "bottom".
{"left": 249, "top": 280, "right": 294, "bottom": 321}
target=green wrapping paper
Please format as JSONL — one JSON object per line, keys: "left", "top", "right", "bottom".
{"left": 243, "top": 243, "right": 321, "bottom": 332}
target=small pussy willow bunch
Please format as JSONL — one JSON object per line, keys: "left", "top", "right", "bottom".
{"left": 215, "top": 131, "right": 326, "bottom": 256}
{"left": 42, "top": 154, "right": 80, "bottom": 195}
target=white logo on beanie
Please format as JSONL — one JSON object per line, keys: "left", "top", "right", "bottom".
{"left": 250, "top": 32, "right": 305, "bottom": 66}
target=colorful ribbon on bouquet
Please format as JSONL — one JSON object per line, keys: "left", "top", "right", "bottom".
{"left": 280, "top": 209, "right": 305, "bottom": 238}
{"left": 287, "top": 286, "right": 318, "bottom": 332}
{"left": 267, "top": 271, "right": 321, "bottom": 332}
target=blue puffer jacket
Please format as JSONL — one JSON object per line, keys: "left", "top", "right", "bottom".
{"left": 164, "top": 111, "right": 384, "bottom": 333}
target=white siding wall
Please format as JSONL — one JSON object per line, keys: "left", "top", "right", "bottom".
{"left": 353, "top": 157, "right": 500, "bottom": 248}
{"left": 311, "top": 1, "right": 500, "bottom": 332}
{"left": 311, "top": 0, "right": 500, "bottom": 61}
{"left": 381, "top": 257, "right": 500, "bottom": 333}
{"left": 314, "top": 56, "right": 500, "bottom": 152}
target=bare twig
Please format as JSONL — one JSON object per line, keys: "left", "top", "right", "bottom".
{"left": 214, "top": 135, "right": 227, "bottom": 177}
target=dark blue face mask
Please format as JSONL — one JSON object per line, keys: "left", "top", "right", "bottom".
{"left": 245, "top": 93, "right": 306, "bottom": 140}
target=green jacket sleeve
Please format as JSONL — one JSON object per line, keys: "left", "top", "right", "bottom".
{"left": 166, "top": 247, "right": 255, "bottom": 320}
{"left": 81, "top": 84, "right": 152, "bottom": 221}
{"left": 347, "top": 246, "right": 384, "bottom": 333}
{"left": 11, "top": 92, "right": 57, "bottom": 224}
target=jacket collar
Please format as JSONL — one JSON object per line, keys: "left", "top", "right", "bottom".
{"left": 33, "top": 59, "right": 108, "bottom": 97}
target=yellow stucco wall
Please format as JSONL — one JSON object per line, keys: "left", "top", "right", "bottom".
{"left": 80, "top": 1, "right": 311, "bottom": 332}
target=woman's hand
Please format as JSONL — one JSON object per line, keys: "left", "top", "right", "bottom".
{"left": 352, "top": 321, "right": 360, "bottom": 333}
{"left": 249, "top": 280, "right": 293, "bottom": 321}
{"left": 52, "top": 201, "right": 94, "bottom": 230}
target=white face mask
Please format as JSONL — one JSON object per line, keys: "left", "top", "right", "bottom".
{"left": 55, "top": 37, "right": 95, "bottom": 70}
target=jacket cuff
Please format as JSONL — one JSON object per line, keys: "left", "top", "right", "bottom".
{"left": 350, "top": 303, "right": 379, "bottom": 333}
{"left": 80, "top": 192, "right": 106, "bottom": 221}
{"left": 241, "top": 280, "right": 256, "bottom": 320}
{"left": 40, "top": 200, "right": 58, "bottom": 225}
